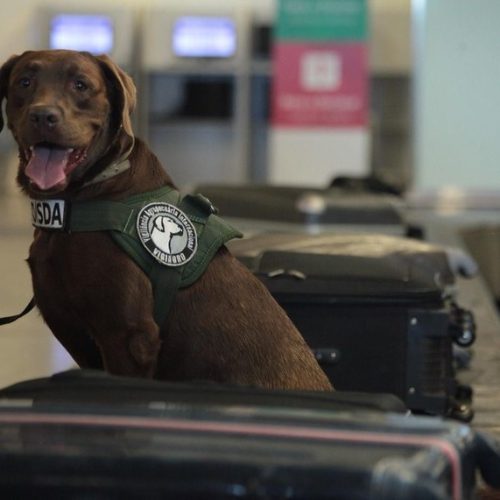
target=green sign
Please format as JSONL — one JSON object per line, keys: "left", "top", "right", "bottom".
{"left": 276, "top": 0, "right": 367, "bottom": 41}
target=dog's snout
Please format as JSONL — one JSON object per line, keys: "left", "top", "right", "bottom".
{"left": 29, "top": 106, "right": 62, "bottom": 129}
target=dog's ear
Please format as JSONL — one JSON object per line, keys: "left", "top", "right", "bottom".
{"left": 0, "top": 54, "right": 22, "bottom": 133}
{"left": 95, "top": 54, "right": 136, "bottom": 141}
{"left": 156, "top": 217, "right": 165, "bottom": 232}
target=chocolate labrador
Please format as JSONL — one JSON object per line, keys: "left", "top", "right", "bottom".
{"left": 0, "top": 50, "right": 332, "bottom": 390}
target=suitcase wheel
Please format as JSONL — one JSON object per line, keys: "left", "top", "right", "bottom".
{"left": 449, "top": 304, "right": 476, "bottom": 347}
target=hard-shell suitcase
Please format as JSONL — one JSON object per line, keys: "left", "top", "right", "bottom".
{"left": 194, "top": 183, "right": 412, "bottom": 236}
{"left": 228, "top": 232, "right": 477, "bottom": 421}
{"left": 0, "top": 368, "right": 407, "bottom": 414}
{"left": 0, "top": 369, "right": 498, "bottom": 499}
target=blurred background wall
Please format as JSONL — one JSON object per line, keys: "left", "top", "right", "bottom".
{"left": 0, "top": 0, "right": 414, "bottom": 190}
{"left": 0, "top": 0, "right": 498, "bottom": 193}
{"left": 413, "top": 0, "right": 500, "bottom": 190}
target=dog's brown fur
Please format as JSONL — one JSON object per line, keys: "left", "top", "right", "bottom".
{"left": 0, "top": 50, "right": 332, "bottom": 391}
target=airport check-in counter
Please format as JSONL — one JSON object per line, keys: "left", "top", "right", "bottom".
{"left": 141, "top": 8, "right": 253, "bottom": 187}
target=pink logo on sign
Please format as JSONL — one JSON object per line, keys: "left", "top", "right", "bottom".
{"left": 301, "top": 51, "right": 342, "bottom": 91}
{"left": 272, "top": 42, "right": 368, "bottom": 127}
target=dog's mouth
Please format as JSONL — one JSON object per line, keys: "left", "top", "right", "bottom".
{"left": 24, "top": 142, "right": 88, "bottom": 191}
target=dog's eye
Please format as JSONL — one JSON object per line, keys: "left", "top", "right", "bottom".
{"left": 19, "top": 77, "right": 31, "bottom": 88}
{"left": 74, "top": 80, "right": 88, "bottom": 92}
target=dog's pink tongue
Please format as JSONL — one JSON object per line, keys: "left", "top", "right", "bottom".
{"left": 25, "top": 146, "right": 71, "bottom": 190}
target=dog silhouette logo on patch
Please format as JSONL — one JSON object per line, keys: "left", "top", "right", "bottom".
{"left": 137, "top": 203, "right": 197, "bottom": 267}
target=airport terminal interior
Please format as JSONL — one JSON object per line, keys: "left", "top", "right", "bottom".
{"left": 0, "top": 0, "right": 500, "bottom": 497}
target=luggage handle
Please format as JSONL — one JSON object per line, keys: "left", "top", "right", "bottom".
{"left": 449, "top": 302, "right": 476, "bottom": 347}
{"left": 267, "top": 268, "right": 307, "bottom": 280}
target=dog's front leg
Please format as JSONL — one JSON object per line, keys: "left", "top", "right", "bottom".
{"left": 31, "top": 232, "right": 163, "bottom": 379}
{"left": 83, "top": 257, "right": 162, "bottom": 378}
{"left": 94, "top": 318, "right": 161, "bottom": 378}
{"left": 75, "top": 235, "right": 164, "bottom": 378}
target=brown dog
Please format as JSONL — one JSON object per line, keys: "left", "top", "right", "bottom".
{"left": 0, "top": 50, "right": 332, "bottom": 391}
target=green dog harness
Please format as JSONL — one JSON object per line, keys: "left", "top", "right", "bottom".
{"left": 30, "top": 186, "right": 242, "bottom": 326}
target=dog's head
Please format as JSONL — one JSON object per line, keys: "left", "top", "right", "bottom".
{"left": 0, "top": 49, "right": 136, "bottom": 195}
{"left": 154, "top": 216, "right": 183, "bottom": 236}
{"left": 151, "top": 216, "right": 183, "bottom": 254}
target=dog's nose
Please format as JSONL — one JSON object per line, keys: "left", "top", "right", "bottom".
{"left": 29, "top": 106, "right": 62, "bottom": 129}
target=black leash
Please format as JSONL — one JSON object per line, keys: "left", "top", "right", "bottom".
{"left": 0, "top": 298, "right": 36, "bottom": 326}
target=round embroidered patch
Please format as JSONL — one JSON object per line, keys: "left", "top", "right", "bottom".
{"left": 137, "top": 203, "right": 198, "bottom": 267}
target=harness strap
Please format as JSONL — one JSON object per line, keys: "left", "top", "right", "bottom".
{"left": 3, "top": 188, "right": 240, "bottom": 329}
{"left": 37, "top": 186, "right": 241, "bottom": 327}
{"left": 146, "top": 194, "right": 214, "bottom": 325}
{"left": 69, "top": 200, "right": 137, "bottom": 232}
{"left": 150, "top": 263, "right": 181, "bottom": 325}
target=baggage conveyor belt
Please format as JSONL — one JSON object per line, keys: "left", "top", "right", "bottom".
{"left": 0, "top": 193, "right": 500, "bottom": 440}
{"left": 408, "top": 207, "right": 500, "bottom": 440}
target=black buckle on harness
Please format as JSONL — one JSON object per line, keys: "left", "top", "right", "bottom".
{"left": 188, "top": 194, "right": 218, "bottom": 215}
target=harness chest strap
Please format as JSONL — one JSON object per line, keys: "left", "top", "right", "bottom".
{"left": 30, "top": 186, "right": 242, "bottom": 326}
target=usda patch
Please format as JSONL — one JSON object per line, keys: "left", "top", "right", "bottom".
{"left": 31, "top": 199, "right": 67, "bottom": 230}
{"left": 137, "top": 203, "right": 197, "bottom": 267}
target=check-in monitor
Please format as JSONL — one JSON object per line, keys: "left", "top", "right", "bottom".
{"left": 172, "top": 16, "right": 236, "bottom": 59}
{"left": 37, "top": 7, "right": 134, "bottom": 67}
{"left": 142, "top": 9, "right": 248, "bottom": 71}
{"left": 49, "top": 14, "right": 114, "bottom": 54}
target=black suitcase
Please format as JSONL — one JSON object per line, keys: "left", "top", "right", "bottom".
{"left": 194, "top": 183, "right": 413, "bottom": 236}
{"left": 0, "top": 368, "right": 408, "bottom": 414}
{"left": 228, "top": 232, "right": 476, "bottom": 421}
{"left": 0, "top": 370, "right": 498, "bottom": 499}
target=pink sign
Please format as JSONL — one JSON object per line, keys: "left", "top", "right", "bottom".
{"left": 272, "top": 42, "right": 368, "bottom": 127}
